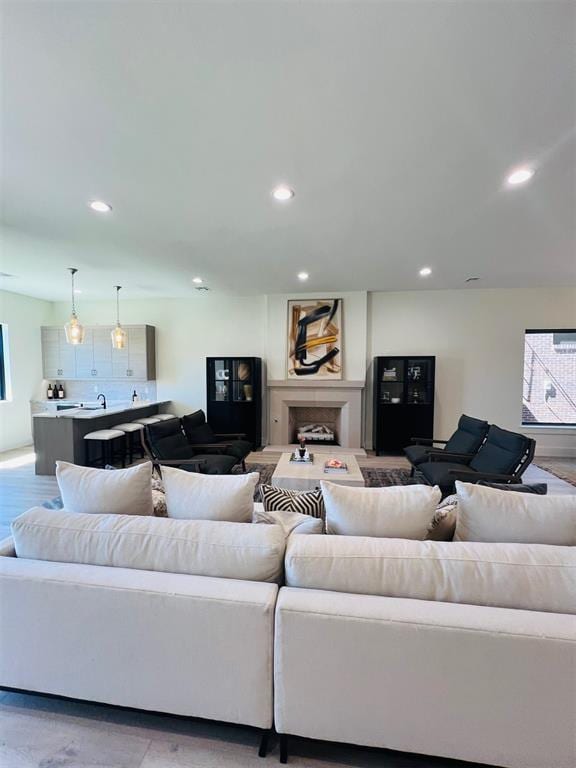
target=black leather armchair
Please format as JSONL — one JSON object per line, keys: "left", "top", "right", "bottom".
{"left": 143, "top": 420, "right": 238, "bottom": 476}
{"left": 418, "top": 425, "right": 536, "bottom": 497}
{"left": 182, "top": 410, "right": 252, "bottom": 471}
{"left": 404, "top": 414, "right": 489, "bottom": 473}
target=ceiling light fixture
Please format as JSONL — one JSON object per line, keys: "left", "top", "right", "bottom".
{"left": 111, "top": 286, "right": 127, "bottom": 349}
{"left": 272, "top": 185, "right": 295, "bottom": 202}
{"left": 192, "top": 277, "right": 203, "bottom": 284}
{"left": 297, "top": 272, "right": 309, "bottom": 281}
{"left": 419, "top": 267, "right": 432, "bottom": 277}
{"left": 506, "top": 167, "right": 535, "bottom": 186}
{"left": 89, "top": 200, "right": 112, "bottom": 213}
{"left": 64, "top": 268, "right": 85, "bottom": 345}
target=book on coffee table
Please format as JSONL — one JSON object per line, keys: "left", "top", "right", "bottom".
{"left": 324, "top": 459, "right": 348, "bottom": 474}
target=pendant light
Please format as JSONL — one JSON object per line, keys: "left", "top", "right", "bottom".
{"left": 111, "top": 285, "right": 127, "bottom": 349}
{"left": 64, "top": 268, "right": 85, "bottom": 345}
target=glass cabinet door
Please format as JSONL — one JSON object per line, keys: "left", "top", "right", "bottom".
{"left": 231, "top": 359, "right": 253, "bottom": 402}
{"left": 406, "top": 358, "right": 433, "bottom": 405}
{"left": 211, "top": 359, "right": 230, "bottom": 402}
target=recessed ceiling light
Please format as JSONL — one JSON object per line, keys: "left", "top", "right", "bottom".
{"left": 297, "top": 272, "right": 309, "bottom": 281}
{"left": 272, "top": 185, "right": 295, "bottom": 202}
{"left": 506, "top": 167, "right": 535, "bottom": 186}
{"left": 89, "top": 200, "right": 112, "bottom": 213}
{"left": 74, "top": 289, "right": 82, "bottom": 294}
{"left": 419, "top": 267, "right": 432, "bottom": 277}
{"left": 192, "top": 277, "right": 203, "bottom": 284}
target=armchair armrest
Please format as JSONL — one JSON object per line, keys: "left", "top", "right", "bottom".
{"left": 214, "top": 432, "right": 247, "bottom": 440}
{"left": 447, "top": 469, "right": 520, "bottom": 483}
{"left": 410, "top": 437, "right": 448, "bottom": 445}
{"left": 153, "top": 458, "right": 206, "bottom": 468}
{"left": 189, "top": 442, "right": 234, "bottom": 450}
{"left": 428, "top": 451, "right": 474, "bottom": 463}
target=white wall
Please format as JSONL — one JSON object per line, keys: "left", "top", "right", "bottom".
{"left": 368, "top": 287, "right": 576, "bottom": 456}
{"left": 0, "top": 290, "right": 53, "bottom": 451}
{"left": 265, "top": 291, "right": 368, "bottom": 381}
{"left": 50, "top": 294, "right": 267, "bottom": 419}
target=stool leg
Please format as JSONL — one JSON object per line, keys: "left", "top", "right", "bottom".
{"left": 120, "top": 436, "right": 126, "bottom": 468}
{"left": 128, "top": 433, "right": 134, "bottom": 466}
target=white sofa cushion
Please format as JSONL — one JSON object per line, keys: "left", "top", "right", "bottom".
{"left": 12, "top": 507, "right": 286, "bottom": 583}
{"left": 162, "top": 466, "right": 259, "bottom": 522}
{"left": 284, "top": 534, "right": 576, "bottom": 614}
{"left": 252, "top": 505, "right": 324, "bottom": 536}
{"left": 455, "top": 481, "right": 576, "bottom": 545}
{"left": 56, "top": 460, "right": 154, "bottom": 516}
{"left": 321, "top": 481, "right": 441, "bottom": 539}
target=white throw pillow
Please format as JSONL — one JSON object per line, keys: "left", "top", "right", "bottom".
{"left": 252, "top": 504, "right": 324, "bottom": 535}
{"left": 56, "top": 461, "right": 153, "bottom": 516}
{"left": 11, "top": 507, "right": 285, "bottom": 583}
{"left": 162, "top": 467, "right": 259, "bottom": 522}
{"left": 322, "top": 481, "right": 441, "bottom": 539}
{"left": 455, "top": 481, "right": 576, "bottom": 545}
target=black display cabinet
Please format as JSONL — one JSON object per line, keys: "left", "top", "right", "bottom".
{"left": 206, "top": 357, "right": 262, "bottom": 449}
{"left": 373, "top": 356, "right": 435, "bottom": 454}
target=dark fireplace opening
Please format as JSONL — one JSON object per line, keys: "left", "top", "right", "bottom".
{"left": 288, "top": 406, "right": 341, "bottom": 445}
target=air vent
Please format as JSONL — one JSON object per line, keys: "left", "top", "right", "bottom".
{"left": 465, "top": 277, "right": 480, "bottom": 283}
{"left": 195, "top": 286, "right": 210, "bottom": 292}
{"left": 0, "top": 272, "right": 15, "bottom": 278}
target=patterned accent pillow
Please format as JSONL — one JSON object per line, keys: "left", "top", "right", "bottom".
{"left": 426, "top": 494, "right": 458, "bottom": 541}
{"left": 260, "top": 485, "right": 325, "bottom": 519}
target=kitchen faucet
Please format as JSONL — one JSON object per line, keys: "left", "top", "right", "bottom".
{"left": 97, "top": 393, "right": 107, "bottom": 409}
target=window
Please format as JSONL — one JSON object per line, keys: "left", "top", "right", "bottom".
{"left": 0, "top": 325, "right": 6, "bottom": 401}
{"left": 523, "top": 329, "right": 576, "bottom": 426}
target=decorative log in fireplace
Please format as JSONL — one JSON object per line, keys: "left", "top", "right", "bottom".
{"left": 297, "top": 423, "right": 335, "bottom": 442}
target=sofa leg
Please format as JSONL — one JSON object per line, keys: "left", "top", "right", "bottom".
{"left": 258, "top": 729, "right": 270, "bottom": 758}
{"left": 279, "top": 734, "right": 288, "bottom": 764}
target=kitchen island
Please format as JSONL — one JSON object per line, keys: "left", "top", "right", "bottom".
{"left": 32, "top": 400, "right": 171, "bottom": 475}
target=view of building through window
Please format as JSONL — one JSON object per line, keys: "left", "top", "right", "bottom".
{"left": 522, "top": 329, "right": 576, "bottom": 426}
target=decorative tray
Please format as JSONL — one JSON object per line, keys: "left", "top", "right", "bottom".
{"left": 289, "top": 453, "right": 314, "bottom": 463}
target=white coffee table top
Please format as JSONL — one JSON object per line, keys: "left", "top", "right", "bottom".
{"left": 271, "top": 452, "right": 365, "bottom": 491}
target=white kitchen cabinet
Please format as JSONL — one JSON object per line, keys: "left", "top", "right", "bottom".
{"left": 41, "top": 325, "right": 156, "bottom": 380}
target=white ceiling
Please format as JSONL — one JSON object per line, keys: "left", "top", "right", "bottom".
{"left": 1, "top": 0, "right": 575, "bottom": 301}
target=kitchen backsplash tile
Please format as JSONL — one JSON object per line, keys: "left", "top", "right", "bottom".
{"left": 44, "top": 380, "right": 157, "bottom": 403}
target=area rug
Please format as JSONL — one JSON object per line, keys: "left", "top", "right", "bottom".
{"left": 534, "top": 459, "right": 576, "bottom": 488}
{"left": 246, "top": 462, "right": 414, "bottom": 499}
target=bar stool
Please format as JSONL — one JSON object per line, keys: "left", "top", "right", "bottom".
{"left": 114, "top": 422, "right": 145, "bottom": 465}
{"left": 155, "top": 414, "right": 177, "bottom": 421}
{"left": 133, "top": 417, "right": 162, "bottom": 426}
{"left": 84, "top": 429, "right": 126, "bottom": 468}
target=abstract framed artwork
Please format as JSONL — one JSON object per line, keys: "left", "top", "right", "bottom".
{"left": 287, "top": 298, "right": 342, "bottom": 379}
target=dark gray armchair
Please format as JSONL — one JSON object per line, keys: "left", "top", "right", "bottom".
{"left": 418, "top": 425, "right": 536, "bottom": 497}
{"left": 405, "top": 414, "right": 489, "bottom": 473}
{"left": 182, "top": 410, "right": 252, "bottom": 471}
{"left": 143, "top": 420, "right": 238, "bottom": 475}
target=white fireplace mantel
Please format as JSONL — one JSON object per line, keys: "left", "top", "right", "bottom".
{"left": 267, "top": 380, "right": 365, "bottom": 448}
{"left": 267, "top": 379, "right": 365, "bottom": 390}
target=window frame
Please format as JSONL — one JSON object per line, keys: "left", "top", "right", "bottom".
{"left": 523, "top": 328, "right": 576, "bottom": 427}
{"left": 0, "top": 325, "right": 6, "bottom": 401}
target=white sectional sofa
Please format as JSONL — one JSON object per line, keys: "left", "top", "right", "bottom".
{"left": 1, "top": 504, "right": 575, "bottom": 767}
{"left": 276, "top": 534, "right": 576, "bottom": 768}
{"left": 0, "top": 510, "right": 286, "bottom": 755}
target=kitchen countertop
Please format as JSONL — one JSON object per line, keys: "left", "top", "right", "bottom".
{"left": 32, "top": 400, "right": 171, "bottom": 420}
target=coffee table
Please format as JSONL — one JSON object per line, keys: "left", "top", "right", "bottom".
{"left": 271, "top": 452, "right": 365, "bottom": 491}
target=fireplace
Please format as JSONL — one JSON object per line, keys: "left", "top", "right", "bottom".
{"left": 267, "top": 380, "right": 364, "bottom": 448}
{"left": 288, "top": 406, "right": 341, "bottom": 445}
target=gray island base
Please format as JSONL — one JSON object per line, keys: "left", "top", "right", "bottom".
{"left": 32, "top": 401, "right": 170, "bottom": 475}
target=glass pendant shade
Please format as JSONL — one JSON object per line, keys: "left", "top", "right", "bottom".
{"left": 65, "top": 312, "right": 85, "bottom": 344}
{"left": 64, "top": 268, "right": 85, "bottom": 344}
{"left": 111, "top": 285, "right": 127, "bottom": 349}
{"left": 111, "top": 323, "right": 127, "bottom": 349}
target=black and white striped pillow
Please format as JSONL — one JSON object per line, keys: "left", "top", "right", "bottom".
{"left": 260, "top": 485, "right": 325, "bottom": 519}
